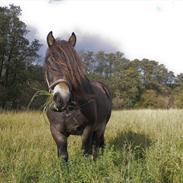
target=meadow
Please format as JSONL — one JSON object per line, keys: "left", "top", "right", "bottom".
{"left": 0, "top": 110, "right": 183, "bottom": 183}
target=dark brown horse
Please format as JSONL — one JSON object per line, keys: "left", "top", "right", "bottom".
{"left": 44, "top": 31, "right": 112, "bottom": 161}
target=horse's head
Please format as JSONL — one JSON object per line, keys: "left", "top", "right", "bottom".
{"left": 44, "top": 31, "right": 80, "bottom": 111}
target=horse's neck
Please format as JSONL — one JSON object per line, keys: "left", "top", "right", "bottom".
{"left": 72, "top": 79, "right": 95, "bottom": 104}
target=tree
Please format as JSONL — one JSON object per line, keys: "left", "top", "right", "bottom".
{"left": 112, "top": 60, "right": 142, "bottom": 108}
{"left": 133, "top": 59, "right": 175, "bottom": 93}
{"left": 80, "top": 52, "right": 177, "bottom": 109}
{"left": 0, "top": 5, "right": 41, "bottom": 109}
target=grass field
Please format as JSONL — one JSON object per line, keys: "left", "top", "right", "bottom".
{"left": 0, "top": 110, "right": 183, "bottom": 183}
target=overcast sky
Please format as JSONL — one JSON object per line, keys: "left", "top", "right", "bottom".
{"left": 1, "top": 0, "right": 183, "bottom": 75}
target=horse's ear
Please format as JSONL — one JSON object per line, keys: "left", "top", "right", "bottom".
{"left": 47, "top": 31, "right": 55, "bottom": 47}
{"left": 68, "top": 32, "right": 76, "bottom": 47}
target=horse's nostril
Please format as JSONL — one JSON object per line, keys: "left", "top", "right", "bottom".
{"left": 53, "top": 94, "right": 56, "bottom": 101}
{"left": 53, "top": 92, "right": 60, "bottom": 101}
{"left": 53, "top": 92, "right": 64, "bottom": 109}
{"left": 76, "top": 126, "right": 82, "bottom": 131}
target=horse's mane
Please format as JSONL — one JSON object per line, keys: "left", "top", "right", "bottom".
{"left": 44, "top": 40, "right": 87, "bottom": 90}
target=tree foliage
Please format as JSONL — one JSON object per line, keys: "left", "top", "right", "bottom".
{"left": 0, "top": 5, "right": 42, "bottom": 109}
{"left": 81, "top": 51, "right": 178, "bottom": 109}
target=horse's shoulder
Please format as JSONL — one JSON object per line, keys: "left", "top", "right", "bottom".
{"left": 91, "top": 81, "right": 111, "bottom": 99}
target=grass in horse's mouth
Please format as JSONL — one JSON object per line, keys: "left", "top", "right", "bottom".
{"left": 27, "top": 89, "right": 54, "bottom": 111}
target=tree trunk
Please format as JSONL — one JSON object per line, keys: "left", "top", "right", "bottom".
{"left": 0, "top": 61, "right": 3, "bottom": 80}
{"left": 0, "top": 55, "right": 5, "bottom": 80}
{"left": 4, "top": 47, "right": 13, "bottom": 87}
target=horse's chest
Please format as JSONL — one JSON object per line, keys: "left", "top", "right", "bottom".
{"left": 63, "top": 110, "right": 88, "bottom": 135}
{"left": 47, "top": 108, "right": 88, "bottom": 136}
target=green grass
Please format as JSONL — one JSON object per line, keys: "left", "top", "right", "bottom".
{"left": 0, "top": 110, "right": 183, "bottom": 183}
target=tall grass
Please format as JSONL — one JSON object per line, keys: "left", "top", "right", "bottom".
{"left": 0, "top": 110, "right": 183, "bottom": 183}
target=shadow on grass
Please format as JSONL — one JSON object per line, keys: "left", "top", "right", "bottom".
{"left": 108, "top": 131, "right": 152, "bottom": 160}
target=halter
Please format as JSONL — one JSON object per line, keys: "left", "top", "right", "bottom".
{"left": 45, "top": 73, "right": 71, "bottom": 92}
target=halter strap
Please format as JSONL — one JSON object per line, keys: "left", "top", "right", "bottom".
{"left": 49, "top": 79, "right": 70, "bottom": 89}
{"left": 45, "top": 71, "right": 71, "bottom": 92}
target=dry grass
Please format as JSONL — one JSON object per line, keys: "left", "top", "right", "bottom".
{"left": 0, "top": 110, "right": 183, "bottom": 182}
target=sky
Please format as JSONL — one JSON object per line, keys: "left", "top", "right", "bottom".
{"left": 1, "top": 0, "right": 183, "bottom": 75}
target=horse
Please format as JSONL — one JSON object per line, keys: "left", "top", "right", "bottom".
{"left": 44, "top": 31, "right": 112, "bottom": 161}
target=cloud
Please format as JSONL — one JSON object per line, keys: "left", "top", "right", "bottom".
{"left": 26, "top": 25, "right": 39, "bottom": 41}
{"left": 59, "top": 31, "right": 119, "bottom": 53}
{"left": 26, "top": 25, "right": 46, "bottom": 63}
{"left": 37, "top": 31, "right": 119, "bottom": 63}
{"left": 48, "top": 0, "right": 64, "bottom": 3}
{"left": 75, "top": 32, "right": 119, "bottom": 53}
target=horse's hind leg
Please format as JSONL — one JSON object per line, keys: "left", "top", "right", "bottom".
{"left": 81, "top": 126, "right": 93, "bottom": 155}
{"left": 92, "top": 127, "right": 106, "bottom": 160}
{"left": 50, "top": 125, "right": 68, "bottom": 161}
{"left": 99, "top": 133, "right": 105, "bottom": 151}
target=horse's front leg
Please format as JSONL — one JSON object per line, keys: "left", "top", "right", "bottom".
{"left": 81, "top": 125, "right": 93, "bottom": 156}
{"left": 50, "top": 125, "right": 68, "bottom": 161}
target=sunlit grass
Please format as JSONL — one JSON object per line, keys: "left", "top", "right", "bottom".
{"left": 0, "top": 110, "right": 183, "bottom": 182}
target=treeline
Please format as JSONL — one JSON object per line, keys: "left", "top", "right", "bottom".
{"left": 81, "top": 51, "right": 183, "bottom": 109}
{"left": 1, "top": 5, "right": 183, "bottom": 110}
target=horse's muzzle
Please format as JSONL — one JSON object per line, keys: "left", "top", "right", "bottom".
{"left": 53, "top": 92, "right": 65, "bottom": 111}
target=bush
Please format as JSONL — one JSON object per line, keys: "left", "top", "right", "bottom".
{"left": 173, "top": 88, "right": 183, "bottom": 108}
{"left": 136, "top": 90, "right": 170, "bottom": 109}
